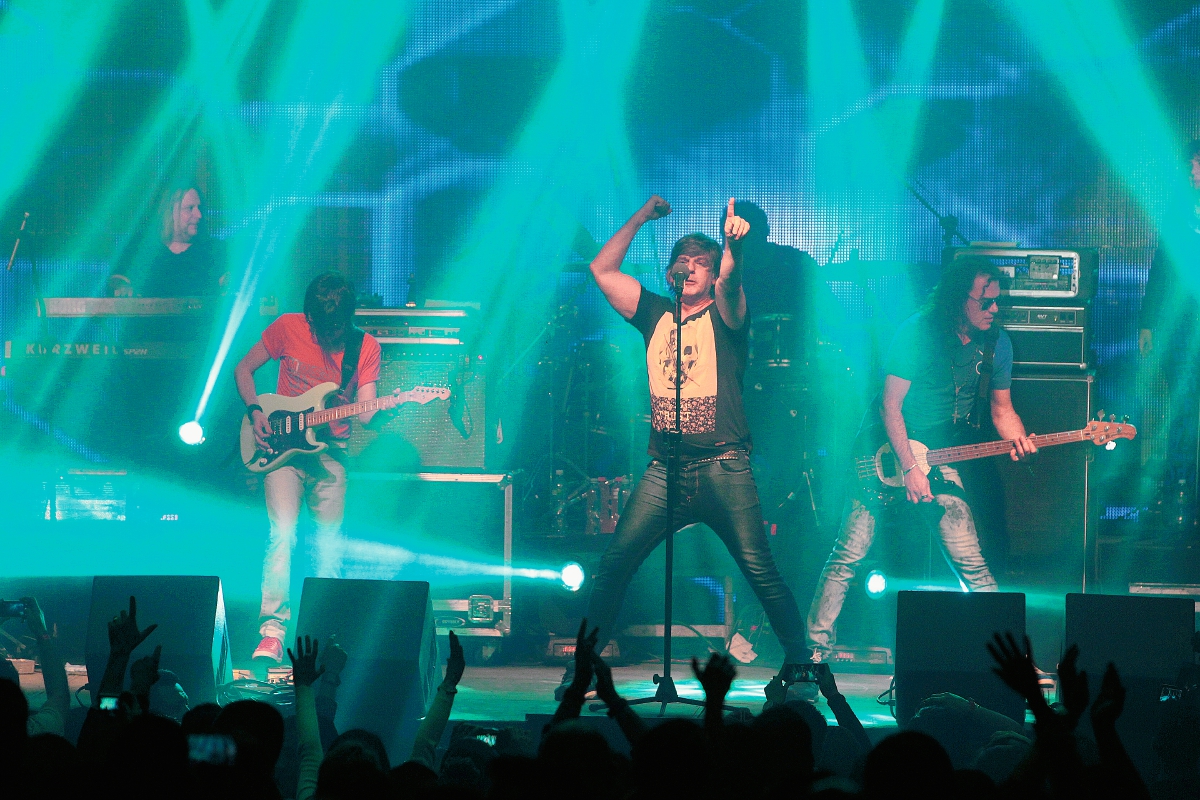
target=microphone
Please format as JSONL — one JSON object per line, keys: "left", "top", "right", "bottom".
{"left": 668, "top": 262, "right": 690, "bottom": 294}
{"left": 7, "top": 211, "right": 29, "bottom": 272}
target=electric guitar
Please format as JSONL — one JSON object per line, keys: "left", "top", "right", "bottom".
{"left": 240, "top": 381, "right": 450, "bottom": 473}
{"left": 854, "top": 415, "right": 1137, "bottom": 505}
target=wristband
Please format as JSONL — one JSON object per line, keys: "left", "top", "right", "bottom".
{"left": 901, "top": 462, "right": 918, "bottom": 475}
{"left": 246, "top": 404, "right": 263, "bottom": 418}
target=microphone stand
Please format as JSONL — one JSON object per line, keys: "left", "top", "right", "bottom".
{"left": 905, "top": 181, "right": 969, "bottom": 263}
{"left": 594, "top": 270, "right": 708, "bottom": 715}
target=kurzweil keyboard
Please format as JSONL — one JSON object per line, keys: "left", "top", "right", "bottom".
{"left": 5, "top": 339, "right": 202, "bottom": 361}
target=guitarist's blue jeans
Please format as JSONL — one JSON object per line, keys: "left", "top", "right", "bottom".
{"left": 806, "top": 464, "right": 997, "bottom": 662}
{"left": 582, "top": 453, "right": 808, "bottom": 663}
{"left": 259, "top": 452, "right": 347, "bottom": 640}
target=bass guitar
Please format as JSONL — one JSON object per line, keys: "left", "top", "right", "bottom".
{"left": 240, "top": 381, "right": 450, "bottom": 473}
{"left": 854, "top": 415, "right": 1137, "bottom": 505}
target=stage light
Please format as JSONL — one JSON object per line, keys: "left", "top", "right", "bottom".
{"left": 1105, "top": 440, "right": 1117, "bottom": 451}
{"left": 178, "top": 421, "right": 205, "bottom": 445}
{"left": 560, "top": 562, "right": 585, "bottom": 592}
{"left": 865, "top": 570, "right": 887, "bottom": 599}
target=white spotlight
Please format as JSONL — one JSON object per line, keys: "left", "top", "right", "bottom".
{"left": 560, "top": 562, "right": 585, "bottom": 592}
{"left": 865, "top": 570, "right": 888, "bottom": 599}
{"left": 178, "top": 421, "right": 205, "bottom": 445}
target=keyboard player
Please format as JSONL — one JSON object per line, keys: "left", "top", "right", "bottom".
{"left": 108, "top": 183, "right": 228, "bottom": 300}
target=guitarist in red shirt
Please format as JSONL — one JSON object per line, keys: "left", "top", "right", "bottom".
{"left": 235, "top": 272, "right": 389, "bottom": 664}
{"left": 805, "top": 259, "right": 1037, "bottom": 664}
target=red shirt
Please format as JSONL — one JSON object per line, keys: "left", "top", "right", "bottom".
{"left": 260, "top": 313, "right": 382, "bottom": 439}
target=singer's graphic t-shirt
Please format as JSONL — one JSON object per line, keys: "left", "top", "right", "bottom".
{"left": 261, "top": 313, "right": 381, "bottom": 440}
{"left": 628, "top": 286, "right": 752, "bottom": 461}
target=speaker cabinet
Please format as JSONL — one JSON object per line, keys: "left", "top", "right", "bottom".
{"left": 85, "top": 576, "right": 231, "bottom": 705}
{"left": 295, "top": 578, "right": 439, "bottom": 761}
{"left": 895, "top": 590, "right": 1026, "bottom": 725}
{"left": 349, "top": 348, "right": 485, "bottom": 470}
{"left": 997, "top": 372, "right": 1092, "bottom": 591}
{"left": 1065, "top": 593, "right": 1195, "bottom": 777}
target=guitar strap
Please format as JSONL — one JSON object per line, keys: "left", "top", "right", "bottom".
{"left": 340, "top": 327, "right": 366, "bottom": 392}
{"left": 968, "top": 337, "right": 996, "bottom": 430}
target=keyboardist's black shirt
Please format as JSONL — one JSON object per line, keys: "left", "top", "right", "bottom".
{"left": 135, "top": 237, "right": 227, "bottom": 298}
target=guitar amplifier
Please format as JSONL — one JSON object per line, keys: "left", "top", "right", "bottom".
{"left": 996, "top": 372, "right": 1094, "bottom": 591}
{"left": 348, "top": 348, "right": 486, "bottom": 470}
{"left": 997, "top": 305, "right": 1089, "bottom": 370}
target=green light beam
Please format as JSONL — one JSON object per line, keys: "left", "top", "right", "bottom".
{"left": 0, "top": 1, "right": 122, "bottom": 213}
{"left": 436, "top": 0, "right": 650, "bottom": 460}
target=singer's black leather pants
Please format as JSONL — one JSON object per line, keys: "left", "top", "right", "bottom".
{"left": 582, "top": 453, "right": 808, "bottom": 662}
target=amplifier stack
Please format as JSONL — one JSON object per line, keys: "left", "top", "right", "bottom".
{"left": 950, "top": 246, "right": 1100, "bottom": 590}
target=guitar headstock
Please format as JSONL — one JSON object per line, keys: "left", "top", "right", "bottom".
{"left": 405, "top": 385, "right": 452, "bottom": 404}
{"left": 1083, "top": 412, "right": 1137, "bottom": 446}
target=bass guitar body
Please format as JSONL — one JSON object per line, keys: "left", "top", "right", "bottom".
{"left": 240, "top": 382, "right": 339, "bottom": 473}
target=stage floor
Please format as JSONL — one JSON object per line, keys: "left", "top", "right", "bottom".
{"left": 19, "top": 661, "right": 900, "bottom": 730}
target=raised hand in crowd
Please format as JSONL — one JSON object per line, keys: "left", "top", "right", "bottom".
{"left": 814, "top": 663, "right": 873, "bottom": 755}
{"left": 548, "top": 619, "right": 598, "bottom": 728}
{"left": 96, "top": 595, "right": 158, "bottom": 705}
{"left": 1056, "top": 643, "right": 1089, "bottom": 729}
{"left": 763, "top": 670, "right": 787, "bottom": 711}
{"left": 692, "top": 652, "right": 736, "bottom": 728}
{"left": 1089, "top": 662, "right": 1151, "bottom": 799}
{"left": 987, "top": 631, "right": 1053, "bottom": 724}
{"left": 590, "top": 646, "right": 646, "bottom": 746}
{"left": 1090, "top": 661, "right": 1125, "bottom": 732}
{"left": 108, "top": 595, "right": 157, "bottom": 657}
{"left": 408, "top": 631, "right": 467, "bottom": 771}
{"left": 21, "top": 595, "right": 49, "bottom": 640}
{"left": 443, "top": 630, "right": 465, "bottom": 690}
{"left": 129, "top": 644, "right": 162, "bottom": 714}
{"left": 288, "top": 636, "right": 325, "bottom": 688}
{"left": 21, "top": 596, "right": 69, "bottom": 735}
{"left": 566, "top": 619, "right": 599, "bottom": 697}
{"left": 318, "top": 634, "right": 348, "bottom": 682}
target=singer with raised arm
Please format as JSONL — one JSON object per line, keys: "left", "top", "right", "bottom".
{"left": 552, "top": 196, "right": 809, "bottom": 699}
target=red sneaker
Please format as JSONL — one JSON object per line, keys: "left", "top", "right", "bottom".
{"left": 252, "top": 636, "right": 284, "bottom": 664}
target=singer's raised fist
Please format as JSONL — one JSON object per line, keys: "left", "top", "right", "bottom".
{"left": 641, "top": 195, "right": 671, "bottom": 221}
{"left": 724, "top": 198, "right": 750, "bottom": 241}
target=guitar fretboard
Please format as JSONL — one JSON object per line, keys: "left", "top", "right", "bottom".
{"left": 925, "top": 429, "right": 1089, "bottom": 466}
{"left": 304, "top": 394, "right": 405, "bottom": 426}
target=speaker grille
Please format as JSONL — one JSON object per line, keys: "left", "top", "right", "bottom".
{"left": 349, "top": 349, "right": 485, "bottom": 470}
{"left": 997, "top": 373, "right": 1092, "bottom": 591}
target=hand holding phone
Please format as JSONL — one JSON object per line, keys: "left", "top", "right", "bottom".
{"left": 0, "top": 600, "right": 26, "bottom": 619}
{"left": 780, "top": 663, "right": 820, "bottom": 684}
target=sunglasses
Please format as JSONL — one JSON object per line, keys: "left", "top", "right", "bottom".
{"left": 969, "top": 294, "right": 1001, "bottom": 311}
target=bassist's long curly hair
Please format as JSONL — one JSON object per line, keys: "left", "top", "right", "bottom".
{"left": 922, "top": 256, "right": 1002, "bottom": 347}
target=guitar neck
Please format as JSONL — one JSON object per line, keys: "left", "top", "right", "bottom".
{"left": 925, "top": 429, "right": 1087, "bottom": 466}
{"left": 304, "top": 393, "right": 405, "bottom": 427}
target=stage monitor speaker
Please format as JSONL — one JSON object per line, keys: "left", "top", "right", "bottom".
{"left": 895, "top": 590, "right": 1026, "bottom": 725}
{"left": 295, "top": 578, "right": 439, "bottom": 761}
{"left": 85, "top": 576, "right": 231, "bottom": 705}
{"left": 1065, "top": 592, "right": 1195, "bottom": 777}
{"left": 349, "top": 349, "right": 485, "bottom": 470}
{"left": 996, "top": 372, "right": 1092, "bottom": 591}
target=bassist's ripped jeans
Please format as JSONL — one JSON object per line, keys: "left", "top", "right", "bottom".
{"left": 805, "top": 463, "right": 996, "bottom": 662}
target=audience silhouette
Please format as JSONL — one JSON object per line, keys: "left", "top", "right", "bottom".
{"left": 0, "top": 596, "right": 1184, "bottom": 799}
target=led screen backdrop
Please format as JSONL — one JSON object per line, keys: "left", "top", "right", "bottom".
{"left": 2, "top": 0, "right": 1199, "bottom": 489}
